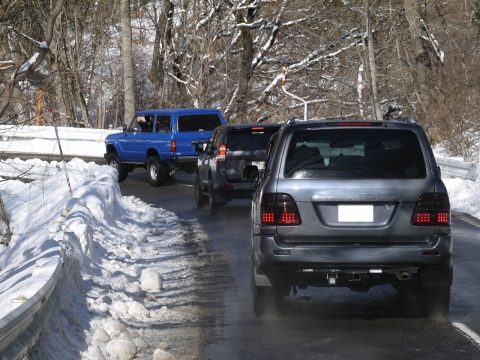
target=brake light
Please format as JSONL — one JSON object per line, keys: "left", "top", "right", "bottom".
{"left": 261, "top": 193, "right": 276, "bottom": 225}
{"left": 170, "top": 140, "right": 177, "bottom": 153}
{"left": 261, "top": 212, "right": 276, "bottom": 225}
{"left": 261, "top": 193, "right": 301, "bottom": 226}
{"left": 217, "top": 144, "right": 227, "bottom": 161}
{"left": 411, "top": 193, "right": 450, "bottom": 226}
{"left": 437, "top": 212, "right": 449, "bottom": 224}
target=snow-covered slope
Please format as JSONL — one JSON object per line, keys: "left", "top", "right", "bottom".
{"left": 0, "top": 159, "right": 207, "bottom": 359}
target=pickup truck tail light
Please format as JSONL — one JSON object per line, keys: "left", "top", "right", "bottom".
{"left": 411, "top": 193, "right": 450, "bottom": 226}
{"left": 170, "top": 140, "right": 176, "bottom": 153}
{"left": 261, "top": 193, "right": 301, "bottom": 226}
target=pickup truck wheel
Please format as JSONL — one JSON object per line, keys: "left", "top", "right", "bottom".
{"left": 106, "top": 153, "right": 128, "bottom": 182}
{"left": 194, "top": 173, "right": 207, "bottom": 208}
{"left": 208, "top": 179, "right": 224, "bottom": 215}
{"left": 147, "top": 156, "right": 169, "bottom": 187}
{"left": 417, "top": 286, "right": 450, "bottom": 319}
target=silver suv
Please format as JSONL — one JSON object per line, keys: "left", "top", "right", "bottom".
{"left": 249, "top": 119, "right": 452, "bottom": 318}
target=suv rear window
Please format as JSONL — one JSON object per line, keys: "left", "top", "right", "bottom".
{"left": 227, "top": 127, "right": 279, "bottom": 151}
{"left": 178, "top": 114, "right": 222, "bottom": 132}
{"left": 284, "top": 129, "right": 426, "bottom": 179}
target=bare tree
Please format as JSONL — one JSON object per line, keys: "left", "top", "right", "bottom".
{"left": 0, "top": 0, "right": 65, "bottom": 120}
{"left": 120, "top": 0, "right": 136, "bottom": 122}
{"left": 364, "top": 0, "right": 382, "bottom": 121}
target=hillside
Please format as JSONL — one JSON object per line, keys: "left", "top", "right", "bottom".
{"left": 1, "top": 0, "right": 479, "bottom": 158}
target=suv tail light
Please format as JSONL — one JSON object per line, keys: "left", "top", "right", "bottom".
{"left": 261, "top": 193, "right": 301, "bottom": 226}
{"left": 170, "top": 140, "right": 177, "bottom": 153}
{"left": 216, "top": 144, "right": 227, "bottom": 161}
{"left": 411, "top": 193, "right": 450, "bottom": 226}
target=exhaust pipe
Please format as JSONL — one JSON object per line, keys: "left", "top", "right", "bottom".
{"left": 396, "top": 270, "right": 411, "bottom": 281}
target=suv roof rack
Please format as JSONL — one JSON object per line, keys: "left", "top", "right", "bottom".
{"left": 287, "top": 116, "right": 296, "bottom": 125}
{"left": 391, "top": 117, "right": 417, "bottom": 124}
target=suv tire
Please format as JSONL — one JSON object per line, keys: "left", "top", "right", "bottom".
{"left": 253, "top": 286, "right": 281, "bottom": 317}
{"left": 147, "top": 156, "right": 169, "bottom": 187}
{"left": 107, "top": 153, "right": 128, "bottom": 182}
{"left": 251, "top": 262, "right": 283, "bottom": 317}
{"left": 194, "top": 173, "right": 208, "bottom": 208}
{"left": 417, "top": 286, "right": 450, "bottom": 319}
{"left": 208, "top": 178, "right": 224, "bottom": 215}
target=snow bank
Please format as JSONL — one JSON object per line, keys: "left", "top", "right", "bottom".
{"left": 434, "top": 147, "right": 480, "bottom": 220}
{"left": 443, "top": 177, "right": 480, "bottom": 219}
{"left": 0, "top": 159, "right": 203, "bottom": 358}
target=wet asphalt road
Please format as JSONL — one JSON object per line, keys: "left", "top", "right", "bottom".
{"left": 120, "top": 171, "right": 480, "bottom": 360}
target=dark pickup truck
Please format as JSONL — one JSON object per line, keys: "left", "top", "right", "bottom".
{"left": 104, "top": 108, "right": 227, "bottom": 186}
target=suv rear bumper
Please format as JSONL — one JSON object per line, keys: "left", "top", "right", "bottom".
{"left": 254, "top": 234, "right": 452, "bottom": 288}
{"left": 213, "top": 179, "right": 256, "bottom": 200}
{"left": 254, "top": 235, "right": 453, "bottom": 288}
{"left": 255, "top": 234, "right": 452, "bottom": 267}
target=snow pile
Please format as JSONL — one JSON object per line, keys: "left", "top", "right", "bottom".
{"left": 434, "top": 147, "right": 480, "bottom": 219}
{"left": 0, "top": 158, "right": 204, "bottom": 359}
{"left": 442, "top": 177, "right": 480, "bottom": 219}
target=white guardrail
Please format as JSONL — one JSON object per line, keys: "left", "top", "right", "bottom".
{"left": 0, "top": 125, "right": 119, "bottom": 161}
{"left": 0, "top": 254, "right": 63, "bottom": 359}
{"left": 436, "top": 156, "right": 480, "bottom": 181}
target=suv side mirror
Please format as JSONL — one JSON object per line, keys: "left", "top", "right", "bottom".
{"left": 122, "top": 124, "right": 127, "bottom": 133}
{"left": 243, "top": 165, "right": 259, "bottom": 180}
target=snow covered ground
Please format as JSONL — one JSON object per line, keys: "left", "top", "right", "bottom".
{"left": 0, "top": 127, "right": 479, "bottom": 359}
{"left": 0, "top": 159, "right": 210, "bottom": 359}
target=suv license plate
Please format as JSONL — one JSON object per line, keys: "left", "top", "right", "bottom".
{"left": 338, "top": 205, "right": 373, "bottom": 222}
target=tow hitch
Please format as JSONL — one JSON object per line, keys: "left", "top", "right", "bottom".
{"left": 327, "top": 272, "right": 338, "bottom": 286}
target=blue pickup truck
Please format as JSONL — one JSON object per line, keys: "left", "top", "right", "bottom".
{"left": 104, "top": 108, "right": 227, "bottom": 186}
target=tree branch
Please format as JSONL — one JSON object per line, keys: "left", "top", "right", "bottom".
{"left": 0, "top": 0, "right": 65, "bottom": 120}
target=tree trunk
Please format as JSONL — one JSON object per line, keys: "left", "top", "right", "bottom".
{"left": 235, "top": 1, "right": 256, "bottom": 120}
{"left": 149, "top": 0, "right": 174, "bottom": 107}
{"left": 120, "top": 0, "right": 136, "bottom": 122}
{"left": 364, "top": 0, "right": 383, "bottom": 121}
{"left": 0, "top": 0, "right": 65, "bottom": 120}
{"left": 404, "top": 0, "right": 427, "bottom": 89}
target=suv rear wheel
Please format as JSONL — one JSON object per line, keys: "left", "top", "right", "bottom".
{"left": 147, "top": 156, "right": 169, "bottom": 187}
{"left": 107, "top": 153, "right": 128, "bottom": 182}
{"left": 253, "top": 286, "right": 283, "bottom": 317}
{"left": 417, "top": 286, "right": 450, "bottom": 319}
{"left": 208, "top": 178, "right": 224, "bottom": 215}
{"left": 251, "top": 264, "right": 283, "bottom": 317}
{"left": 194, "top": 173, "right": 208, "bottom": 208}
